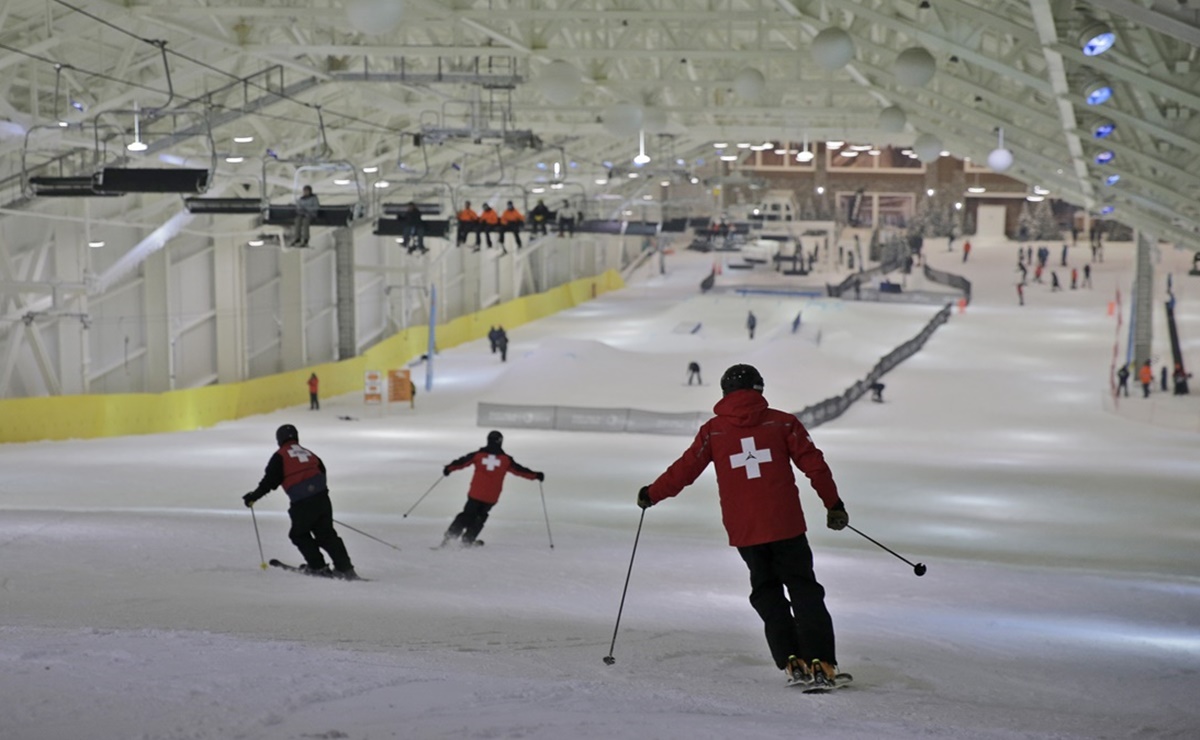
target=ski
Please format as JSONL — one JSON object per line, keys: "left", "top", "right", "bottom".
{"left": 429, "top": 540, "right": 485, "bottom": 551}
{"left": 796, "top": 673, "right": 854, "bottom": 694}
{"left": 268, "top": 559, "right": 368, "bottom": 581}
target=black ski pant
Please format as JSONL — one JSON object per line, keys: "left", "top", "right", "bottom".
{"left": 737, "top": 534, "right": 836, "bottom": 669}
{"left": 309, "top": 392, "right": 319, "bottom": 410}
{"left": 687, "top": 370, "right": 701, "bottom": 385}
{"left": 447, "top": 497, "right": 494, "bottom": 543}
{"left": 288, "top": 492, "right": 353, "bottom": 571}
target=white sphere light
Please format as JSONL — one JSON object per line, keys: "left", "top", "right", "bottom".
{"left": 878, "top": 106, "right": 907, "bottom": 133}
{"left": 894, "top": 47, "right": 937, "bottom": 87}
{"left": 987, "top": 147, "right": 1014, "bottom": 172}
{"left": 537, "top": 60, "right": 582, "bottom": 104}
{"left": 811, "top": 28, "right": 855, "bottom": 71}
{"left": 346, "top": 0, "right": 405, "bottom": 35}
{"left": 913, "top": 133, "right": 943, "bottom": 162}
{"left": 642, "top": 106, "right": 669, "bottom": 134}
{"left": 733, "top": 67, "right": 766, "bottom": 101}
{"left": 603, "top": 103, "right": 643, "bottom": 137}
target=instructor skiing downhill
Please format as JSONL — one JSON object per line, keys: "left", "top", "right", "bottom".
{"left": 638, "top": 364, "right": 851, "bottom": 689}
{"left": 439, "top": 431, "right": 544, "bottom": 548}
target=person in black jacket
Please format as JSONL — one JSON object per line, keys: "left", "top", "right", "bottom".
{"left": 687, "top": 361, "right": 702, "bottom": 386}
{"left": 529, "top": 199, "right": 552, "bottom": 235}
{"left": 243, "top": 424, "right": 357, "bottom": 579}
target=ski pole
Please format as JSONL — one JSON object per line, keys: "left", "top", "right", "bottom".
{"left": 250, "top": 505, "right": 267, "bottom": 570}
{"left": 333, "top": 518, "right": 403, "bottom": 552}
{"left": 604, "top": 508, "right": 646, "bottom": 665}
{"left": 538, "top": 480, "right": 554, "bottom": 550}
{"left": 847, "top": 524, "right": 926, "bottom": 576}
{"left": 402, "top": 474, "right": 446, "bottom": 518}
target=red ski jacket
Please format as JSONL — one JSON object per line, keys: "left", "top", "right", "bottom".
{"left": 252, "top": 442, "right": 328, "bottom": 503}
{"left": 446, "top": 447, "right": 539, "bottom": 505}
{"left": 647, "top": 390, "right": 841, "bottom": 547}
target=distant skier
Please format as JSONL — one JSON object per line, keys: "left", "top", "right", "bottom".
{"left": 1017, "top": 282, "right": 1025, "bottom": 306}
{"left": 1139, "top": 360, "right": 1153, "bottom": 398}
{"left": 1070, "top": 267, "right": 1078, "bottom": 290}
{"left": 1082, "top": 263, "right": 1092, "bottom": 288}
{"left": 487, "top": 326, "right": 501, "bottom": 354}
{"left": 495, "top": 326, "right": 509, "bottom": 362}
{"left": 687, "top": 361, "right": 702, "bottom": 386}
{"left": 308, "top": 373, "right": 320, "bottom": 410}
{"left": 638, "top": 365, "right": 850, "bottom": 689}
{"left": 1051, "top": 271, "right": 1061, "bottom": 292}
{"left": 1116, "top": 364, "right": 1130, "bottom": 397}
{"left": 870, "top": 382, "right": 885, "bottom": 402}
{"left": 439, "top": 430, "right": 544, "bottom": 547}
{"left": 243, "top": 424, "right": 357, "bottom": 579}
{"left": 746, "top": 311, "right": 757, "bottom": 340}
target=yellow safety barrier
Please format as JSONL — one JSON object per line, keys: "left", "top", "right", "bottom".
{"left": 0, "top": 270, "right": 624, "bottom": 444}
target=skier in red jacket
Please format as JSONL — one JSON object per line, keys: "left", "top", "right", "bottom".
{"left": 243, "top": 424, "right": 357, "bottom": 579}
{"left": 440, "top": 430, "right": 544, "bottom": 547}
{"left": 638, "top": 364, "right": 849, "bottom": 688}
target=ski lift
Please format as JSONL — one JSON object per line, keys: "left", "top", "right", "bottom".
{"left": 375, "top": 181, "right": 454, "bottom": 240}
{"left": 25, "top": 44, "right": 214, "bottom": 197}
{"left": 261, "top": 158, "right": 366, "bottom": 228}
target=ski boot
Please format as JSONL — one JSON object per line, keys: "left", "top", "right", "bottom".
{"left": 785, "top": 655, "right": 812, "bottom": 687}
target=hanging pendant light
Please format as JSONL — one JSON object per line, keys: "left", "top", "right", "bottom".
{"left": 633, "top": 129, "right": 650, "bottom": 165}
{"left": 127, "top": 102, "right": 148, "bottom": 152}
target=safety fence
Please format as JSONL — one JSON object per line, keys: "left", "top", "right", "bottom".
{"left": 923, "top": 263, "right": 973, "bottom": 304}
{"left": 477, "top": 302, "right": 955, "bottom": 436}
{"left": 795, "top": 303, "right": 952, "bottom": 430}
{"left": 825, "top": 255, "right": 907, "bottom": 298}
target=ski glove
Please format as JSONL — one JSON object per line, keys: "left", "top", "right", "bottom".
{"left": 535, "top": 472, "right": 545, "bottom": 482}
{"left": 243, "top": 492, "right": 261, "bottom": 508}
{"left": 637, "top": 486, "right": 654, "bottom": 509}
{"left": 826, "top": 501, "right": 849, "bottom": 531}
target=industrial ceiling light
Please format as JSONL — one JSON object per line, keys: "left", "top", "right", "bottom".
{"left": 1104, "top": 174, "right": 1121, "bottom": 185}
{"left": 633, "top": 130, "right": 651, "bottom": 165}
{"left": 247, "top": 238, "right": 265, "bottom": 247}
{"left": 826, "top": 140, "right": 844, "bottom": 149}
{"left": 1026, "top": 194, "right": 1045, "bottom": 202}
{"left": 87, "top": 240, "right": 105, "bottom": 248}
{"left": 1099, "top": 205, "right": 1114, "bottom": 215}
{"left": 1092, "top": 120, "right": 1116, "bottom": 138}
{"left": 127, "top": 102, "right": 148, "bottom": 152}
{"left": 1094, "top": 150, "right": 1115, "bottom": 165}
{"left": 720, "top": 154, "right": 739, "bottom": 161}
{"left": 1084, "top": 78, "right": 1113, "bottom": 105}
{"left": 988, "top": 127, "right": 1014, "bottom": 172}
{"left": 225, "top": 155, "right": 244, "bottom": 163}
{"left": 1079, "top": 21, "right": 1116, "bottom": 57}
{"left": 373, "top": 180, "right": 390, "bottom": 188}
{"left": 1033, "top": 186, "right": 1051, "bottom": 195}
{"left": 362, "top": 165, "right": 379, "bottom": 173}
{"left": 713, "top": 142, "right": 729, "bottom": 149}
{"left": 333, "top": 178, "right": 351, "bottom": 185}
{"left": 795, "top": 132, "right": 815, "bottom": 162}
{"left": 233, "top": 135, "right": 255, "bottom": 144}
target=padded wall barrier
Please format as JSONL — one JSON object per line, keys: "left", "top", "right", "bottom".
{"left": 0, "top": 270, "right": 624, "bottom": 443}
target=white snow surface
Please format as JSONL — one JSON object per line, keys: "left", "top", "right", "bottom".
{"left": 2, "top": 237, "right": 1199, "bottom": 740}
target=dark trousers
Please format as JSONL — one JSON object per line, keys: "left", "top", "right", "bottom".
{"left": 500, "top": 224, "right": 522, "bottom": 248}
{"left": 309, "top": 392, "right": 319, "bottom": 410}
{"left": 737, "top": 534, "right": 836, "bottom": 669}
{"left": 687, "top": 370, "right": 701, "bottom": 385}
{"left": 447, "top": 497, "right": 494, "bottom": 543}
{"left": 1142, "top": 382, "right": 1151, "bottom": 398}
{"left": 288, "top": 492, "right": 352, "bottom": 571}
{"left": 457, "top": 221, "right": 477, "bottom": 247}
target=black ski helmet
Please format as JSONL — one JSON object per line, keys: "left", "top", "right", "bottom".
{"left": 276, "top": 424, "right": 299, "bottom": 446}
{"left": 487, "top": 430, "right": 503, "bottom": 447}
{"left": 720, "top": 364, "right": 765, "bottom": 396}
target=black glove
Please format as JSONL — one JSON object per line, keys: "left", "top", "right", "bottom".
{"left": 243, "top": 492, "right": 261, "bottom": 508}
{"left": 535, "top": 472, "right": 545, "bottom": 482}
{"left": 826, "top": 501, "right": 849, "bottom": 531}
{"left": 443, "top": 466, "right": 451, "bottom": 476}
{"left": 637, "top": 486, "right": 654, "bottom": 509}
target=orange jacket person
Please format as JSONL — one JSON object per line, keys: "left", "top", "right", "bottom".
{"left": 1138, "top": 361, "right": 1154, "bottom": 398}
{"left": 456, "top": 201, "right": 479, "bottom": 247}
{"left": 500, "top": 201, "right": 524, "bottom": 249}
{"left": 307, "top": 373, "right": 319, "bottom": 410}
{"left": 439, "top": 430, "right": 543, "bottom": 547}
{"left": 477, "top": 203, "right": 501, "bottom": 250}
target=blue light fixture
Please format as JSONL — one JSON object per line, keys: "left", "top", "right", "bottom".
{"left": 1105, "top": 174, "right": 1121, "bottom": 186}
{"left": 1085, "top": 79, "right": 1113, "bottom": 105}
{"left": 1092, "top": 121, "right": 1116, "bottom": 138}
{"left": 1094, "top": 150, "right": 1115, "bottom": 165}
{"left": 1080, "top": 22, "right": 1116, "bottom": 57}
{"left": 1100, "top": 205, "right": 1115, "bottom": 215}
